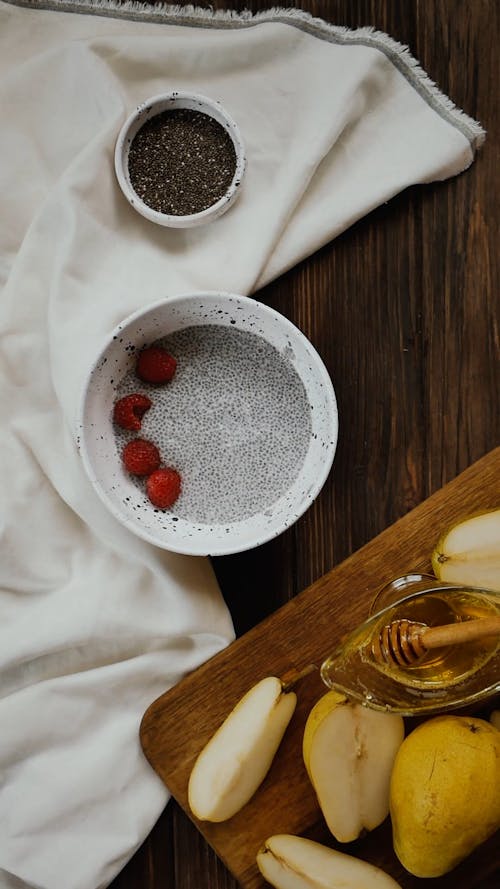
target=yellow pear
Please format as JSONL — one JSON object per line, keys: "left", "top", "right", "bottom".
{"left": 188, "top": 676, "right": 296, "bottom": 822}
{"left": 390, "top": 715, "right": 500, "bottom": 877}
{"left": 303, "top": 691, "right": 404, "bottom": 842}
{"left": 257, "top": 834, "right": 402, "bottom": 889}
{"left": 431, "top": 508, "right": 500, "bottom": 591}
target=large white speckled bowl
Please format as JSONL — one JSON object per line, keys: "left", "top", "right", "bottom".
{"left": 78, "top": 292, "right": 338, "bottom": 556}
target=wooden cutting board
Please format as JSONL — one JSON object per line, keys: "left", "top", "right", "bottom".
{"left": 140, "top": 448, "right": 500, "bottom": 889}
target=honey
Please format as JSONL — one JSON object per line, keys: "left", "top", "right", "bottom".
{"left": 320, "top": 587, "right": 500, "bottom": 715}
{"left": 368, "top": 590, "right": 499, "bottom": 689}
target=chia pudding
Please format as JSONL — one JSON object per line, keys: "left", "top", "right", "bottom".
{"left": 114, "top": 325, "right": 312, "bottom": 524}
{"left": 127, "top": 109, "right": 237, "bottom": 216}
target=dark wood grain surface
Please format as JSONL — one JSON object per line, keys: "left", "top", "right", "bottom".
{"left": 109, "top": 1, "right": 500, "bottom": 888}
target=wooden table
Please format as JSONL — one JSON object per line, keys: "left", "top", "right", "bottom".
{"left": 110, "top": 1, "right": 499, "bottom": 887}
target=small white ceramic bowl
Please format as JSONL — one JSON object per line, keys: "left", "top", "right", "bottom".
{"left": 114, "top": 91, "right": 246, "bottom": 228}
{"left": 78, "top": 292, "right": 338, "bottom": 556}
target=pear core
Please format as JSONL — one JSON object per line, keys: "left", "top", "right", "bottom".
{"left": 432, "top": 508, "right": 500, "bottom": 591}
{"left": 303, "top": 692, "right": 404, "bottom": 843}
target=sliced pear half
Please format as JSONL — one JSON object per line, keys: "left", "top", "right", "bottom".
{"left": 188, "top": 676, "right": 296, "bottom": 822}
{"left": 431, "top": 508, "right": 500, "bottom": 591}
{"left": 303, "top": 691, "right": 404, "bottom": 842}
{"left": 257, "top": 834, "right": 402, "bottom": 889}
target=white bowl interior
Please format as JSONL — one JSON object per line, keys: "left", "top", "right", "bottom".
{"left": 79, "top": 293, "right": 338, "bottom": 556}
{"left": 115, "top": 92, "right": 246, "bottom": 228}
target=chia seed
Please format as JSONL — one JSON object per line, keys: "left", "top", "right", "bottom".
{"left": 127, "top": 109, "right": 237, "bottom": 216}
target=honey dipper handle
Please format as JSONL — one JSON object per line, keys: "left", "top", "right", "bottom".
{"left": 414, "top": 616, "right": 500, "bottom": 650}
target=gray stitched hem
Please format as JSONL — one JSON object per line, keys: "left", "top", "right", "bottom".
{"left": 2, "top": 0, "right": 486, "bottom": 150}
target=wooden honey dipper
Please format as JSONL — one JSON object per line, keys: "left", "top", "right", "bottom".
{"left": 372, "top": 615, "right": 500, "bottom": 667}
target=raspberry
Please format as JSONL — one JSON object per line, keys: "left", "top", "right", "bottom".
{"left": 146, "top": 467, "right": 182, "bottom": 509}
{"left": 136, "top": 346, "right": 177, "bottom": 384}
{"left": 113, "top": 393, "right": 152, "bottom": 431}
{"left": 122, "top": 439, "right": 161, "bottom": 476}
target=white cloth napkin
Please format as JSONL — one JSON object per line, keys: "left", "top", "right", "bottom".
{"left": 0, "top": 2, "right": 484, "bottom": 888}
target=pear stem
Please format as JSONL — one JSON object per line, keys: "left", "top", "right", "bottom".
{"left": 281, "top": 663, "right": 318, "bottom": 692}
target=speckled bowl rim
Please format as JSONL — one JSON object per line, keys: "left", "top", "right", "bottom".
{"left": 77, "top": 292, "right": 338, "bottom": 556}
{"left": 114, "top": 92, "right": 246, "bottom": 228}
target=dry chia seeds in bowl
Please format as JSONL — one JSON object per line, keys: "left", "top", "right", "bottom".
{"left": 115, "top": 92, "right": 245, "bottom": 227}
{"left": 128, "top": 109, "right": 237, "bottom": 216}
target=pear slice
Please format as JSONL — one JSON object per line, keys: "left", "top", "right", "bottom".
{"left": 188, "top": 676, "right": 296, "bottom": 822}
{"left": 303, "top": 691, "right": 404, "bottom": 842}
{"left": 431, "top": 508, "right": 500, "bottom": 591}
{"left": 257, "top": 834, "right": 402, "bottom": 889}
